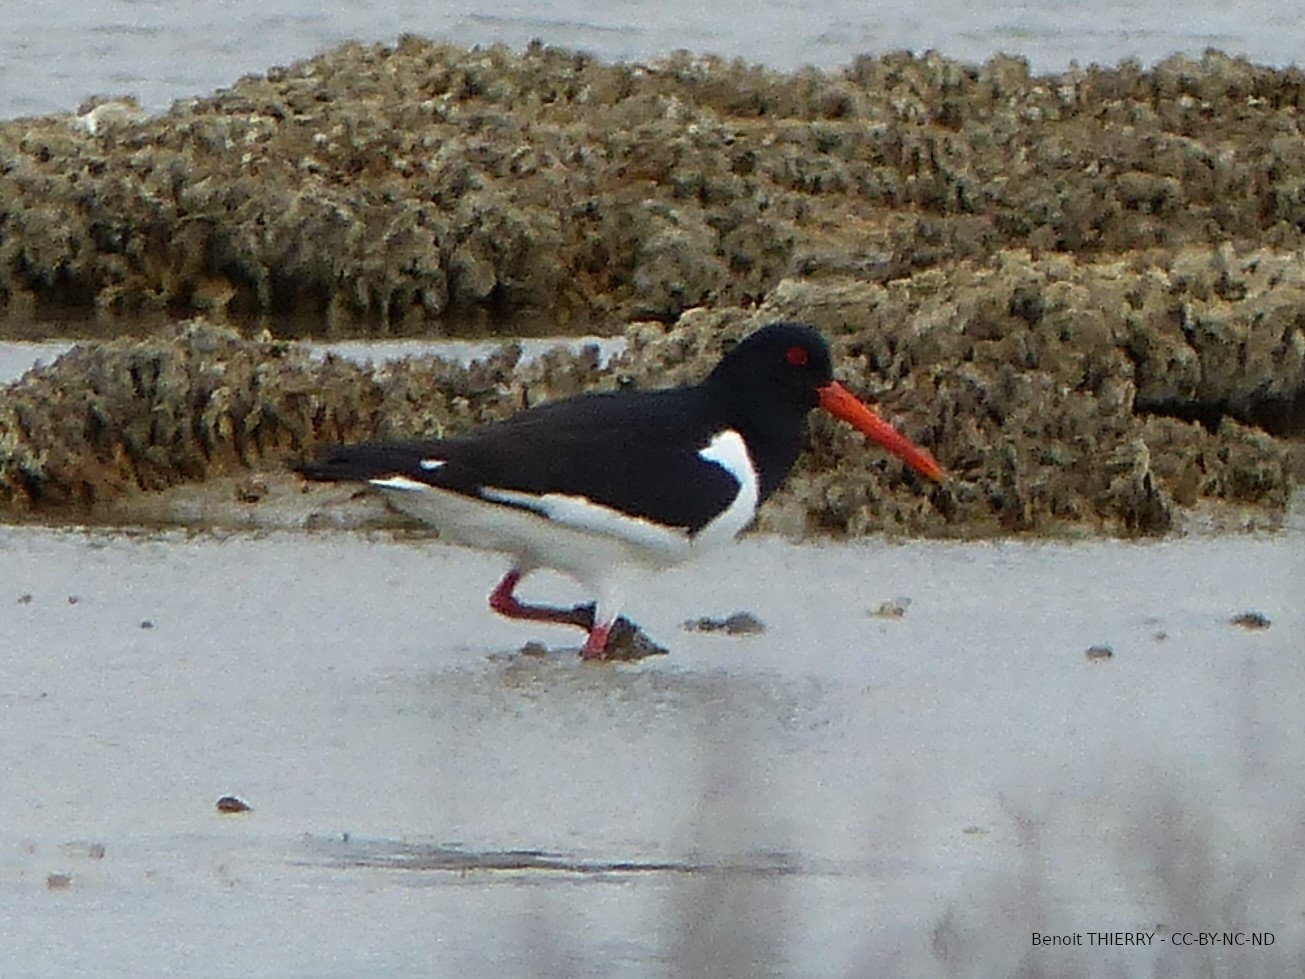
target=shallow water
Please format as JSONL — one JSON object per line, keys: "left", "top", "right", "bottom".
{"left": 0, "top": 518, "right": 1300, "bottom": 976}
{"left": 0, "top": 337, "right": 624, "bottom": 386}
{"left": 3, "top": 0, "right": 1300, "bottom": 119}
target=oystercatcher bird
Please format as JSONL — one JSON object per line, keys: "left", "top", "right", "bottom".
{"left": 299, "top": 323, "right": 943, "bottom": 658}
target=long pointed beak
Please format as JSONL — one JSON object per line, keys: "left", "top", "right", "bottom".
{"left": 818, "top": 381, "right": 944, "bottom": 482}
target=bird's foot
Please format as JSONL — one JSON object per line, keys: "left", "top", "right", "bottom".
{"left": 492, "top": 573, "right": 667, "bottom": 661}
{"left": 580, "top": 618, "right": 613, "bottom": 661}
{"left": 514, "top": 619, "right": 667, "bottom": 661}
{"left": 520, "top": 602, "right": 667, "bottom": 662}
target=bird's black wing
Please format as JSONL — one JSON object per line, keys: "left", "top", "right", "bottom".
{"left": 298, "top": 388, "right": 742, "bottom": 535}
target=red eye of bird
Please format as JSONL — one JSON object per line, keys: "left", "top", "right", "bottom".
{"left": 785, "top": 345, "right": 809, "bottom": 367}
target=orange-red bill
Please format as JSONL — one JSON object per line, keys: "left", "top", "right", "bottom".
{"left": 818, "top": 381, "right": 944, "bottom": 482}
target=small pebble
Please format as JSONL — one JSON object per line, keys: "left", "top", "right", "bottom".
{"left": 235, "top": 476, "right": 269, "bottom": 504}
{"left": 17, "top": 593, "right": 32, "bottom": 604}
{"left": 871, "top": 598, "right": 912, "bottom": 619}
{"left": 1230, "top": 611, "right": 1271, "bottom": 630}
{"left": 601, "top": 618, "right": 671, "bottom": 659}
{"left": 1085, "top": 644, "right": 1114, "bottom": 662}
{"left": 216, "top": 795, "right": 252, "bottom": 814}
{"left": 46, "top": 873, "right": 72, "bottom": 890}
{"left": 140, "top": 620, "right": 155, "bottom": 630}
{"left": 58, "top": 840, "right": 106, "bottom": 860}
{"left": 67, "top": 595, "right": 80, "bottom": 605}
{"left": 681, "top": 611, "right": 765, "bottom": 635}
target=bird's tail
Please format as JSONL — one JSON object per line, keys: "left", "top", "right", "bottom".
{"left": 296, "top": 443, "right": 418, "bottom": 483}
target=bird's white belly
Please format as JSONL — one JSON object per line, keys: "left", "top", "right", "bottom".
{"left": 377, "top": 484, "right": 695, "bottom": 585}
{"left": 369, "top": 427, "right": 761, "bottom": 589}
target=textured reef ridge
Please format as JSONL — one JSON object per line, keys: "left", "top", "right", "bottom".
{"left": 0, "top": 40, "right": 1301, "bottom": 534}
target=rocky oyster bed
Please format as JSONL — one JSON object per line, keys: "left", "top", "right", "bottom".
{"left": 3, "top": 39, "right": 1305, "bottom": 333}
{"left": 0, "top": 286, "right": 1295, "bottom": 536}
{"left": 0, "top": 40, "right": 1300, "bottom": 535}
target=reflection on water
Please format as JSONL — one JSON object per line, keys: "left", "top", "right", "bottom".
{"left": 415, "top": 655, "right": 837, "bottom": 748}
{"left": 307, "top": 835, "right": 804, "bottom": 878}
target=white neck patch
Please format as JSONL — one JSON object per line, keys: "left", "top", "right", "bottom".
{"left": 695, "top": 429, "right": 760, "bottom": 546}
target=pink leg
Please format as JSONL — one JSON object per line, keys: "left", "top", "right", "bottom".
{"left": 488, "top": 568, "right": 619, "bottom": 659}
{"left": 488, "top": 568, "right": 592, "bottom": 629}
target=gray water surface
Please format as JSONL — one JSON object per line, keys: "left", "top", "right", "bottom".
{"left": 2, "top": 0, "right": 1300, "bottom": 119}
{"left": 0, "top": 520, "right": 1300, "bottom": 976}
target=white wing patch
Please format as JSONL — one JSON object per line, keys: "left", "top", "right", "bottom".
{"left": 480, "top": 487, "right": 689, "bottom": 556}
{"left": 368, "top": 475, "right": 432, "bottom": 492}
{"left": 419, "top": 458, "right": 445, "bottom": 471}
{"left": 695, "top": 429, "right": 759, "bottom": 545}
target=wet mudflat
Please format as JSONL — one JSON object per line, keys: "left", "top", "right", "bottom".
{"left": 1, "top": 506, "right": 1301, "bottom": 977}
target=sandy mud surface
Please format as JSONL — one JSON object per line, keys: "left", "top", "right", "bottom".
{"left": 0, "top": 504, "right": 1301, "bottom": 976}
